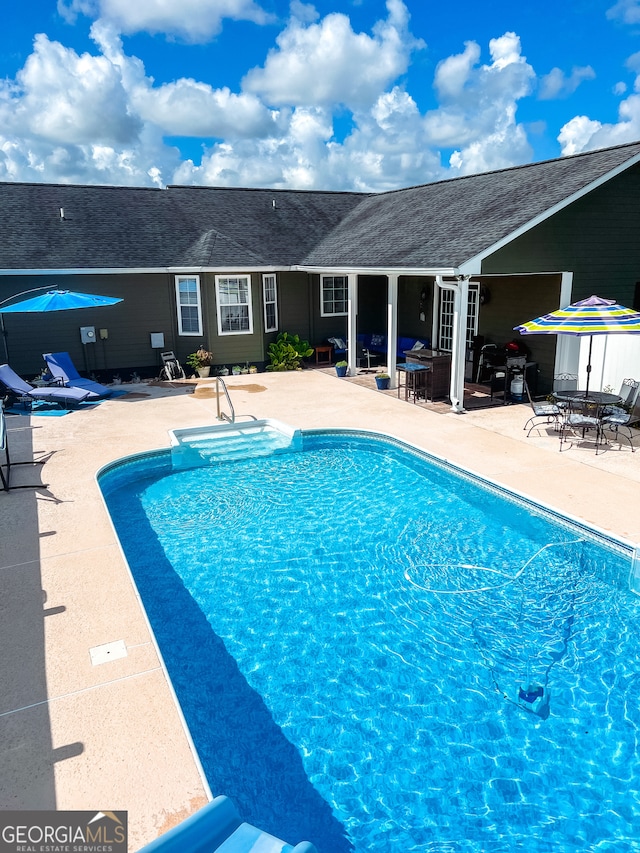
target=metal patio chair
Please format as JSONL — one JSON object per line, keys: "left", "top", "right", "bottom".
{"left": 523, "top": 379, "right": 561, "bottom": 436}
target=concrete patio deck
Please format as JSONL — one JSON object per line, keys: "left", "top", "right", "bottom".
{"left": 1, "top": 370, "right": 638, "bottom": 850}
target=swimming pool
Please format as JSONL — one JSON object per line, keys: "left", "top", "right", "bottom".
{"left": 99, "top": 429, "right": 640, "bottom": 853}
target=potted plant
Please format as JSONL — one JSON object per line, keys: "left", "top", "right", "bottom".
{"left": 249, "top": 365, "right": 258, "bottom": 374}
{"left": 335, "top": 360, "right": 348, "bottom": 377}
{"left": 186, "top": 346, "right": 213, "bottom": 378}
{"left": 375, "top": 372, "right": 390, "bottom": 390}
{"left": 232, "top": 365, "right": 242, "bottom": 375}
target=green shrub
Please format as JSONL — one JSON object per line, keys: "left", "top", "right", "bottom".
{"left": 266, "top": 332, "right": 314, "bottom": 371}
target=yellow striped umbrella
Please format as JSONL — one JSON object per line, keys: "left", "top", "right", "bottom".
{"left": 514, "top": 295, "right": 640, "bottom": 395}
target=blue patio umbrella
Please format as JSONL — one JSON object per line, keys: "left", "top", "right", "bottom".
{"left": 0, "top": 289, "right": 123, "bottom": 313}
{"left": 0, "top": 287, "right": 123, "bottom": 361}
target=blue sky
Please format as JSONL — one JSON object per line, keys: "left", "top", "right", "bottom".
{"left": 1, "top": 0, "right": 640, "bottom": 190}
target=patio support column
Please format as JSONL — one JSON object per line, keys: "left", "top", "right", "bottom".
{"left": 436, "top": 275, "right": 468, "bottom": 413}
{"left": 346, "top": 273, "right": 358, "bottom": 376}
{"left": 387, "top": 274, "right": 399, "bottom": 389}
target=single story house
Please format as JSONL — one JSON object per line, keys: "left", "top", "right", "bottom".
{"left": 1, "top": 139, "right": 640, "bottom": 412}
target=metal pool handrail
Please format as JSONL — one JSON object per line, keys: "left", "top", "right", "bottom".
{"left": 216, "top": 377, "right": 235, "bottom": 423}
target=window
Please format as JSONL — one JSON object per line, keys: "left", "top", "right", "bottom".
{"left": 262, "top": 274, "right": 278, "bottom": 332}
{"left": 437, "top": 283, "right": 479, "bottom": 351}
{"left": 216, "top": 275, "right": 253, "bottom": 335}
{"left": 175, "top": 275, "right": 202, "bottom": 336}
{"left": 321, "top": 275, "right": 348, "bottom": 316}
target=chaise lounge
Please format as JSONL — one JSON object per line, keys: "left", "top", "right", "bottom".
{"left": 43, "top": 351, "right": 112, "bottom": 399}
{"left": 0, "top": 363, "right": 90, "bottom": 408}
{"left": 137, "top": 796, "right": 317, "bottom": 853}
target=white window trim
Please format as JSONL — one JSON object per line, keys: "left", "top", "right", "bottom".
{"left": 215, "top": 274, "right": 254, "bottom": 336}
{"left": 175, "top": 274, "right": 203, "bottom": 337}
{"left": 320, "top": 274, "right": 348, "bottom": 317}
{"left": 262, "top": 273, "right": 278, "bottom": 332}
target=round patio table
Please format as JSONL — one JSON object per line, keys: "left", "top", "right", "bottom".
{"left": 552, "top": 390, "right": 622, "bottom": 406}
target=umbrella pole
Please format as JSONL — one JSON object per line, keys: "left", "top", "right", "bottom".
{"left": 585, "top": 335, "right": 593, "bottom": 397}
{"left": 1, "top": 315, "right": 8, "bottom": 363}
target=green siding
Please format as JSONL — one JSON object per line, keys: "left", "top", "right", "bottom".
{"left": 398, "top": 276, "right": 434, "bottom": 342}
{"left": 1, "top": 272, "right": 177, "bottom": 378}
{"left": 483, "top": 164, "right": 640, "bottom": 306}
{"left": 476, "top": 274, "right": 561, "bottom": 391}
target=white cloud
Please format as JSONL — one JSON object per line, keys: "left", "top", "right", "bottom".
{"left": 559, "top": 93, "right": 640, "bottom": 155}
{"left": 243, "top": 0, "right": 424, "bottom": 111}
{"left": 606, "top": 0, "right": 640, "bottom": 25}
{"left": 626, "top": 51, "right": 640, "bottom": 73}
{"left": 135, "top": 80, "right": 276, "bottom": 138}
{"left": 539, "top": 66, "right": 595, "bottom": 100}
{"left": 558, "top": 116, "right": 604, "bottom": 155}
{"left": 425, "top": 32, "right": 534, "bottom": 172}
{"left": 2, "top": 1, "right": 603, "bottom": 192}
{"left": 7, "top": 33, "right": 141, "bottom": 146}
{"left": 558, "top": 57, "right": 640, "bottom": 154}
{"left": 58, "top": 0, "right": 273, "bottom": 42}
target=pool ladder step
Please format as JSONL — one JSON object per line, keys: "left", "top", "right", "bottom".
{"left": 169, "top": 420, "right": 302, "bottom": 468}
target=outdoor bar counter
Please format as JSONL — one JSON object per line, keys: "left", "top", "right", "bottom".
{"left": 403, "top": 348, "right": 452, "bottom": 401}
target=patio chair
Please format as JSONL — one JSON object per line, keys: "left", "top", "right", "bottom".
{"left": 559, "top": 397, "right": 604, "bottom": 452}
{"left": 602, "top": 377, "right": 640, "bottom": 418}
{"left": 553, "top": 373, "right": 578, "bottom": 410}
{"left": 43, "top": 351, "right": 111, "bottom": 398}
{"left": 523, "top": 379, "right": 561, "bottom": 436}
{"left": 0, "top": 363, "right": 90, "bottom": 408}
{"left": 601, "top": 397, "right": 640, "bottom": 451}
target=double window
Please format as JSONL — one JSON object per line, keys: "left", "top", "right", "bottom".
{"left": 321, "top": 275, "right": 348, "bottom": 316}
{"left": 216, "top": 275, "right": 253, "bottom": 335}
{"left": 175, "top": 275, "right": 203, "bottom": 336}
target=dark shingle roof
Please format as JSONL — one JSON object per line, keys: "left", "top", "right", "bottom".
{"left": 167, "top": 186, "right": 368, "bottom": 266}
{"left": 0, "top": 141, "right": 639, "bottom": 272}
{"left": 302, "top": 141, "right": 640, "bottom": 269}
{"left": 0, "top": 183, "right": 184, "bottom": 269}
{"left": 0, "top": 182, "right": 366, "bottom": 270}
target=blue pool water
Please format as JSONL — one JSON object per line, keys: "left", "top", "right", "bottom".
{"left": 99, "top": 430, "right": 640, "bottom": 853}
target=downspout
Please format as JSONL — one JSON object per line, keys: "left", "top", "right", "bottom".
{"left": 346, "top": 273, "right": 358, "bottom": 376}
{"left": 387, "top": 274, "right": 398, "bottom": 388}
{"left": 436, "top": 275, "right": 469, "bottom": 413}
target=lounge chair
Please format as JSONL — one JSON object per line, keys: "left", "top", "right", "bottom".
{"left": 43, "top": 351, "right": 111, "bottom": 398}
{"left": 137, "top": 795, "right": 317, "bottom": 853}
{"left": 0, "top": 363, "right": 90, "bottom": 408}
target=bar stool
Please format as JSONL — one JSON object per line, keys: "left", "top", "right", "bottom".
{"left": 397, "top": 363, "right": 428, "bottom": 403}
